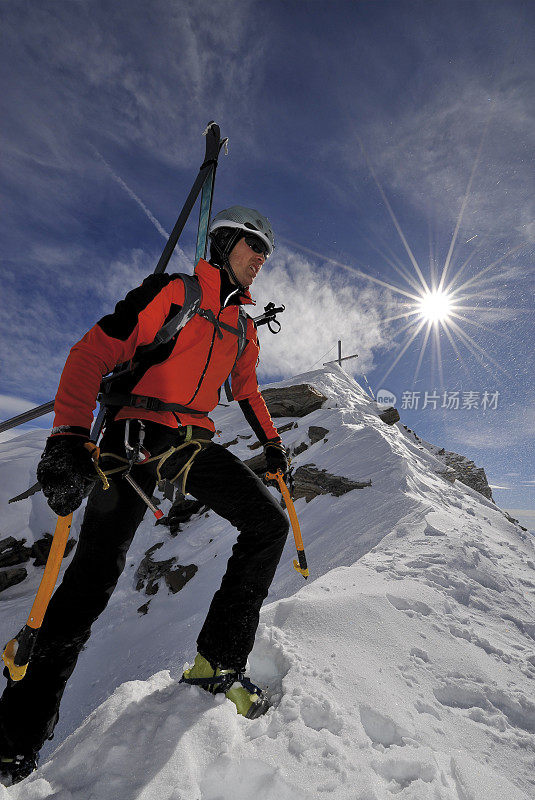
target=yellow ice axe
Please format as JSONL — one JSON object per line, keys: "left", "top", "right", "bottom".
{"left": 265, "top": 470, "right": 309, "bottom": 579}
{"left": 2, "top": 443, "right": 108, "bottom": 682}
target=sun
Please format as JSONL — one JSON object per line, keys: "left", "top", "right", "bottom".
{"left": 417, "top": 290, "right": 453, "bottom": 324}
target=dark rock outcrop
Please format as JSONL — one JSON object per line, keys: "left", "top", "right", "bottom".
{"left": 290, "top": 426, "right": 330, "bottom": 458}
{"left": 0, "top": 534, "right": 76, "bottom": 575}
{"left": 292, "top": 464, "right": 371, "bottom": 503}
{"left": 378, "top": 406, "right": 400, "bottom": 425}
{"left": 135, "top": 542, "right": 198, "bottom": 597}
{"left": 308, "top": 426, "right": 329, "bottom": 444}
{"left": 0, "top": 537, "right": 31, "bottom": 568}
{"left": 503, "top": 512, "right": 528, "bottom": 532}
{"left": 31, "top": 534, "right": 76, "bottom": 567}
{"left": 0, "top": 567, "right": 27, "bottom": 593}
{"left": 402, "top": 427, "right": 494, "bottom": 503}
{"left": 243, "top": 452, "right": 269, "bottom": 475}
{"left": 262, "top": 384, "right": 327, "bottom": 418}
{"left": 438, "top": 450, "right": 494, "bottom": 501}
{"left": 157, "top": 497, "right": 208, "bottom": 536}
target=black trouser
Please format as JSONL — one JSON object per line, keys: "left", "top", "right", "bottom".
{"left": 0, "top": 421, "right": 289, "bottom": 755}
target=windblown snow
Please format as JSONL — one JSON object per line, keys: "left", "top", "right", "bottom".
{"left": 1, "top": 366, "right": 534, "bottom": 799}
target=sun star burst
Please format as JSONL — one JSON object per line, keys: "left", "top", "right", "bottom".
{"left": 417, "top": 290, "right": 453, "bottom": 324}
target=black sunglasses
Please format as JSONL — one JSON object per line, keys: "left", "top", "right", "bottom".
{"left": 243, "top": 234, "right": 269, "bottom": 257}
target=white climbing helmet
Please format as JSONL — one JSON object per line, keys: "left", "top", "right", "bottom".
{"left": 209, "top": 206, "right": 274, "bottom": 257}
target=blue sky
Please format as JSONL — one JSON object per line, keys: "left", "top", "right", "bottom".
{"left": 1, "top": 0, "right": 533, "bottom": 525}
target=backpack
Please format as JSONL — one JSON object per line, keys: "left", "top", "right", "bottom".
{"left": 98, "top": 273, "right": 249, "bottom": 419}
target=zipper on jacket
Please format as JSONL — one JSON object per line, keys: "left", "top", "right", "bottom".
{"left": 185, "top": 306, "right": 224, "bottom": 405}
{"left": 186, "top": 286, "right": 241, "bottom": 406}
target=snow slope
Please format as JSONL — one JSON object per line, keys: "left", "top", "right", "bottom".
{"left": 1, "top": 366, "right": 534, "bottom": 799}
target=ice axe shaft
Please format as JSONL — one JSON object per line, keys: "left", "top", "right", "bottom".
{"left": 2, "top": 513, "right": 73, "bottom": 681}
{"left": 265, "top": 470, "right": 309, "bottom": 579}
{"left": 2, "top": 443, "right": 108, "bottom": 681}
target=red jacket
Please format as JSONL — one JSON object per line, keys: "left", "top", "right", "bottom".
{"left": 53, "top": 260, "right": 280, "bottom": 442}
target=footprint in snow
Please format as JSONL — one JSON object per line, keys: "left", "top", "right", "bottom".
{"left": 299, "top": 694, "right": 344, "bottom": 735}
{"left": 359, "top": 705, "right": 415, "bottom": 749}
{"left": 386, "top": 594, "right": 433, "bottom": 616}
{"left": 371, "top": 753, "right": 437, "bottom": 790}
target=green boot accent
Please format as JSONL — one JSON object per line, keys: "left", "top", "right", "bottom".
{"left": 182, "top": 653, "right": 218, "bottom": 682}
{"left": 225, "top": 682, "right": 269, "bottom": 719}
{"left": 181, "top": 653, "right": 270, "bottom": 719}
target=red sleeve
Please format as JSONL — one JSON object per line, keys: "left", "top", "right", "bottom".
{"left": 53, "top": 274, "right": 185, "bottom": 433}
{"left": 231, "top": 319, "right": 280, "bottom": 443}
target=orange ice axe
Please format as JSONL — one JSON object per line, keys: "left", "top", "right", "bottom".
{"left": 2, "top": 512, "right": 73, "bottom": 681}
{"left": 265, "top": 470, "right": 309, "bottom": 579}
{"left": 2, "top": 443, "right": 109, "bottom": 681}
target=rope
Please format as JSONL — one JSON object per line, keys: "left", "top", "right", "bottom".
{"left": 99, "top": 437, "right": 210, "bottom": 496}
{"left": 155, "top": 439, "right": 207, "bottom": 496}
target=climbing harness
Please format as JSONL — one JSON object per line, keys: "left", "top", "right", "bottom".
{"left": 99, "top": 423, "right": 212, "bottom": 507}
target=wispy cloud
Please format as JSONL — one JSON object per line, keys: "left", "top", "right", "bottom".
{"left": 445, "top": 403, "right": 535, "bottom": 451}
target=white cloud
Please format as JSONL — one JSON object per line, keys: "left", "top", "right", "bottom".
{"left": 0, "top": 393, "right": 46, "bottom": 417}
{"left": 252, "top": 246, "right": 394, "bottom": 380}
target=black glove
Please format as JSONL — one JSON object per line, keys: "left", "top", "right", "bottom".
{"left": 263, "top": 441, "right": 289, "bottom": 484}
{"left": 37, "top": 436, "right": 98, "bottom": 517}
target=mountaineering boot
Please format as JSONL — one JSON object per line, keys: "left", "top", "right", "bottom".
{"left": 181, "top": 653, "right": 270, "bottom": 719}
{"left": 0, "top": 752, "right": 38, "bottom": 786}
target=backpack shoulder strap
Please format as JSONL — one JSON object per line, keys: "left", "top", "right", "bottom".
{"left": 224, "top": 308, "right": 250, "bottom": 402}
{"left": 150, "top": 273, "right": 202, "bottom": 348}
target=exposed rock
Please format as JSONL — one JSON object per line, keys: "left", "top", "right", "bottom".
{"left": 247, "top": 422, "right": 299, "bottom": 452}
{"left": 402, "top": 427, "right": 494, "bottom": 503}
{"left": 157, "top": 497, "right": 208, "bottom": 536}
{"left": 435, "top": 467, "right": 457, "bottom": 484}
{"left": 243, "top": 452, "right": 268, "bottom": 476}
{"left": 262, "top": 384, "right": 327, "bottom": 418}
{"left": 31, "top": 534, "right": 76, "bottom": 567}
{"left": 135, "top": 542, "right": 197, "bottom": 596}
{"left": 137, "top": 601, "right": 150, "bottom": 615}
{"left": 0, "top": 567, "right": 27, "bottom": 593}
{"left": 503, "top": 512, "right": 528, "bottom": 532}
{"left": 440, "top": 451, "right": 494, "bottom": 501}
{"left": 0, "top": 537, "right": 31, "bottom": 568}
{"left": 278, "top": 422, "right": 299, "bottom": 434}
{"left": 165, "top": 564, "right": 198, "bottom": 594}
{"left": 308, "top": 426, "right": 329, "bottom": 444}
{"left": 378, "top": 406, "right": 400, "bottom": 425}
{"left": 0, "top": 534, "right": 76, "bottom": 569}
{"left": 292, "top": 464, "right": 372, "bottom": 503}
{"left": 292, "top": 442, "right": 309, "bottom": 457}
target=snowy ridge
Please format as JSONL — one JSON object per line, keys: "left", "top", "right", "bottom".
{"left": 1, "top": 366, "right": 534, "bottom": 799}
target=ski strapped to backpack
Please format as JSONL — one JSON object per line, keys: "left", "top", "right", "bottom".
{"left": 0, "top": 122, "right": 228, "bottom": 438}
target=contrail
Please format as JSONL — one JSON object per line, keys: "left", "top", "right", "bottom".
{"left": 90, "top": 145, "right": 170, "bottom": 240}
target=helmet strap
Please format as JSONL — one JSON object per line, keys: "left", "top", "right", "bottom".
{"left": 209, "top": 229, "right": 247, "bottom": 291}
